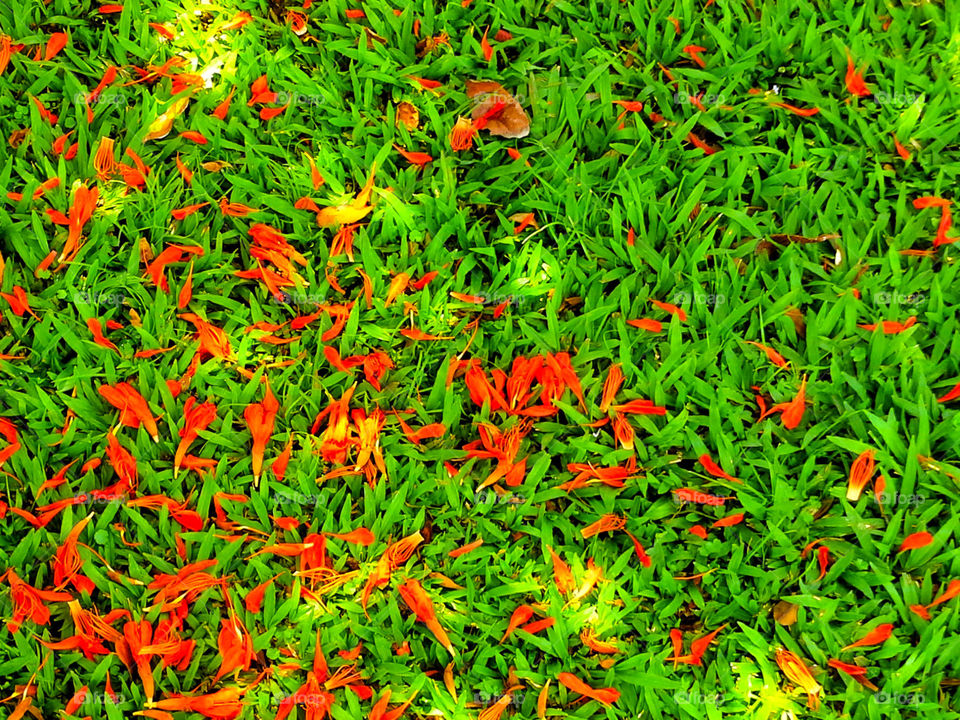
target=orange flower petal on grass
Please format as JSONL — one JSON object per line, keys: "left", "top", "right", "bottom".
{"left": 698, "top": 453, "right": 739, "bottom": 482}
{"left": 179, "top": 130, "right": 208, "bottom": 144}
{"left": 86, "top": 318, "right": 120, "bottom": 354}
{"left": 480, "top": 27, "right": 493, "bottom": 61}
{"left": 772, "top": 102, "right": 820, "bottom": 116}
{"left": 448, "top": 537, "right": 483, "bottom": 558}
{"left": 827, "top": 659, "right": 878, "bottom": 691}
{"left": 581, "top": 514, "right": 627, "bottom": 539}
{"left": 325, "top": 527, "right": 375, "bottom": 546}
{"left": 397, "top": 578, "right": 455, "bottom": 655}
{"left": 499, "top": 605, "right": 534, "bottom": 643}
{"left": 243, "top": 381, "right": 279, "bottom": 483}
{"left": 244, "top": 576, "right": 276, "bottom": 613}
{"left": 520, "top": 616, "right": 555, "bottom": 634}
{"left": 898, "top": 531, "right": 933, "bottom": 553}
{"left": 842, "top": 623, "right": 894, "bottom": 651}
{"left": 762, "top": 375, "right": 807, "bottom": 429}
{"left": 173, "top": 396, "right": 217, "bottom": 476}
{"left": 743, "top": 340, "right": 788, "bottom": 367}
{"left": 580, "top": 628, "right": 620, "bottom": 654}
{"left": 177, "top": 261, "right": 194, "bottom": 309}
{"left": 557, "top": 672, "right": 619, "bottom": 707}
{"left": 844, "top": 52, "right": 871, "bottom": 97}
{"left": 893, "top": 135, "right": 912, "bottom": 160}
{"left": 650, "top": 299, "right": 686, "bottom": 321}
{"left": 857, "top": 316, "right": 917, "bottom": 334}
{"left": 626, "top": 318, "right": 663, "bottom": 333}
{"left": 846, "top": 449, "right": 875, "bottom": 501}
{"left": 260, "top": 101, "right": 290, "bottom": 120}
{"left": 547, "top": 546, "right": 574, "bottom": 595}
{"left": 211, "top": 86, "right": 235, "bottom": 120}
{"left": 712, "top": 512, "right": 744, "bottom": 528}
{"left": 146, "top": 688, "right": 243, "bottom": 719}
{"left": 394, "top": 144, "right": 433, "bottom": 168}
{"left": 172, "top": 202, "right": 208, "bottom": 220}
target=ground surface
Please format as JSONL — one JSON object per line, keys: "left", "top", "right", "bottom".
{"left": 0, "top": 1, "right": 959, "bottom": 719}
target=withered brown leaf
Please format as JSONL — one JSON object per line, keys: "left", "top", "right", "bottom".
{"left": 465, "top": 80, "right": 530, "bottom": 139}
{"left": 396, "top": 101, "right": 419, "bottom": 131}
{"left": 773, "top": 600, "right": 798, "bottom": 626}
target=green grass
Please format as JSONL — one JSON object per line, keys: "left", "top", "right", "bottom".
{"left": 1, "top": 0, "right": 960, "bottom": 718}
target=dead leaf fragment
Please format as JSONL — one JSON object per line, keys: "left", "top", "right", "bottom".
{"left": 785, "top": 306, "right": 806, "bottom": 336}
{"left": 465, "top": 80, "right": 530, "bottom": 139}
{"left": 396, "top": 101, "right": 419, "bottom": 131}
{"left": 774, "top": 600, "right": 798, "bottom": 626}
{"left": 9, "top": 128, "right": 29, "bottom": 148}
{"left": 146, "top": 95, "right": 191, "bottom": 141}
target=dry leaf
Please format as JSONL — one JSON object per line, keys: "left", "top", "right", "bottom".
{"left": 146, "top": 95, "right": 191, "bottom": 141}
{"left": 770, "top": 232, "right": 840, "bottom": 245}
{"left": 138, "top": 237, "right": 154, "bottom": 264}
{"left": 785, "top": 306, "right": 806, "bottom": 336}
{"left": 200, "top": 161, "right": 232, "bottom": 172}
{"left": 396, "top": 101, "right": 419, "bottom": 131}
{"left": 429, "top": 571, "right": 465, "bottom": 590}
{"left": 444, "top": 662, "right": 457, "bottom": 701}
{"left": 465, "top": 80, "right": 530, "bottom": 139}
{"left": 416, "top": 33, "right": 449, "bottom": 57}
{"left": 364, "top": 27, "right": 387, "bottom": 48}
{"left": 774, "top": 600, "right": 798, "bottom": 626}
{"left": 128, "top": 308, "right": 142, "bottom": 327}
{"left": 8, "top": 128, "right": 29, "bottom": 148}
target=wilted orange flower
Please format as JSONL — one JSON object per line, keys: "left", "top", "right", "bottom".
{"left": 179, "top": 312, "right": 235, "bottom": 361}
{"left": 398, "top": 578, "right": 455, "bottom": 655}
{"left": 93, "top": 136, "right": 118, "bottom": 180}
{"left": 244, "top": 381, "right": 279, "bottom": 483}
{"left": 98, "top": 382, "right": 159, "bottom": 440}
{"left": 146, "top": 688, "right": 244, "bottom": 719}
{"left": 557, "top": 672, "right": 619, "bottom": 707}
{"left": 827, "top": 658, "right": 878, "bottom": 691}
{"left": 499, "top": 605, "right": 535, "bottom": 644}
{"left": 316, "top": 163, "right": 377, "bottom": 227}
{"left": 845, "top": 52, "right": 871, "bottom": 97}
{"left": 547, "top": 546, "right": 574, "bottom": 595}
{"left": 581, "top": 514, "right": 627, "bottom": 539}
{"left": 214, "top": 611, "right": 254, "bottom": 682}
{"left": 86, "top": 318, "right": 119, "bottom": 353}
{"left": 60, "top": 183, "right": 99, "bottom": 262}
{"left": 846, "top": 449, "right": 875, "bottom": 501}
{"left": 2, "top": 568, "right": 72, "bottom": 633}
{"left": 0, "top": 286, "right": 38, "bottom": 319}
{"left": 580, "top": 628, "right": 620, "bottom": 654}
{"left": 665, "top": 625, "right": 725, "bottom": 667}
{"left": 606, "top": 410, "right": 634, "bottom": 445}
{"left": 361, "top": 531, "right": 424, "bottom": 612}
{"left": 761, "top": 375, "right": 807, "bottom": 429}
{"left": 449, "top": 116, "right": 476, "bottom": 151}
{"left": 104, "top": 432, "right": 137, "bottom": 493}
{"left": 174, "top": 397, "right": 217, "bottom": 476}
{"left": 775, "top": 648, "right": 822, "bottom": 709}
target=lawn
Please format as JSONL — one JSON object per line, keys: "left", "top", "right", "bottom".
{"left": 1, "top": 0, "right": 959, "bottom": 718}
